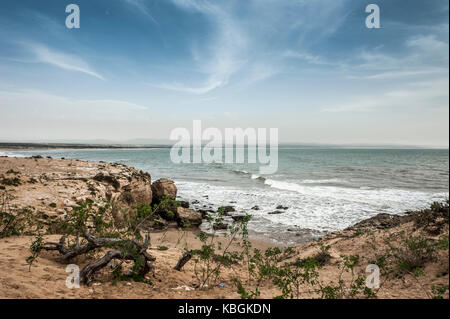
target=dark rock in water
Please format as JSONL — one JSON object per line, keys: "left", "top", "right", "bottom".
{"left": 180, "top": 201, "right": 190, "bottom": 208}
{"left": 230, "top": 201, "right": 237, "bottom": 204}
{"left": 276, "top": 205, "right": 288, "bottom": 210}
{"left": 219, "top": 206, "right": 235, "bottom": 214}
{"left": 231, "top": 215, "right": 248, "bottom": 222}
{"left": 213, "top": 222, "right": 228, "bottom": 230}
{"left": 198, "top": 209, "right": 214, "bottom": 218}
{"left": 31, "top": 155, "right": 43, "bottom": 159}
{"left": 46, "top": 156, "right": 52, "bottom": 159}
{"left": 192, "top": 199, "right": 200, "bottom": 205}
{"left": 251, "top": 205, "right": 260, "bottom": 210}
{"left": 268, "top": 210, "right": 285, "bottom": 215}
{"left": 203, "top": 195, "right": 209, "bottom": 199}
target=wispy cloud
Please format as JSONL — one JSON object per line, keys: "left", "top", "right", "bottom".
{"left": 159, "top": 0, "right": 350, "bottom": 94}
{"left": 123, "top": 0, "right": 158, "bottom": 24}
{"left": 159, "top": 0, "right": 246, "bottom": 94}
{"left": 23, "top": 43, "right": 105, "bottom": 80}
{"left": 0, "top": 89, "right": 148, "bottom": 117}
{"left": 323, "top": 78, "right": 449, "bottom": 113}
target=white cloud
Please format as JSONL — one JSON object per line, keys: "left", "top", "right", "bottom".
{"left": 24, "top": 43, "right": 105, "bottom": 80}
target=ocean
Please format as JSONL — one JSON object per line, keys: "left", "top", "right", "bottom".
{"left": 2, "top": 147, "right": 448, "bottom": 245}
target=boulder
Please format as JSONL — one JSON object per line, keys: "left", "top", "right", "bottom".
{"left": 118, "top": 182, "right": 152, "bottom": 206}
{"left": 176, "top": 207, "right": 202, "bottom": 227}
{"left": 151, "top": 178, "right": 177, "bottom": 203}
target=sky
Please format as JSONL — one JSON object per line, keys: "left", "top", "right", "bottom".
{"left": 0, "top": 0, "right": 448, "bottom": 147}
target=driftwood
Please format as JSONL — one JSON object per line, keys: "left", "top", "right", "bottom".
{"left": 174, "top": 251, "right": 192, "bottom": 271}
{"left": 42, "top": 230, "right": 155, "bottom": 284}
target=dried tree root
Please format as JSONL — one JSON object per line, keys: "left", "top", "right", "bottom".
{"left": 174, "top": 251, "right": 192, "bottom": 271}
{"left": 42, "top": 230, "right": 155, "bottom": 284}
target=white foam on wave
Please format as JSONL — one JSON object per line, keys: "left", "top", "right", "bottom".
{"left": 0, "top": 151, "right": 27, "bottom": 158}
{"left": 264, "top": 178, "right": 448, "bottom": 207}
{"left": 299, "top": 178, "right": 347, "bottom": 184}
{"left": 176, "top": 179, "right": 449, "bottom": 241}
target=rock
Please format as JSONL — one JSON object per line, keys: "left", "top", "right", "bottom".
{"left": 251, "top": 205, "right": 260, "bottom": 210}
{"left": 117, "top": 182, "right": 152, "bottom": 206}
{"left": 180, "top": 201, "right": 190, "bottom": 208}
{"left": 276, "top": 205, "right": 288, "bottom": 210}
{"left": 213, "top": 222, "right": 228, "bottom": 230}
{"left": 151, "top": 178, "right": 177, "bottom": 203}
{"left": 150, "top": 217, "right": 168, "bottom": 230}
{"left": 93, "top": 173, "right": 120, "bottom": 190}
{"left": 218, "top": 206, "right": 235, "bottom": 215}
{"left": 175, "top": 207, "right": 202, "bottom": 227}
{"left": 268, "top": 210, "right": 285, "bottom": 215}
{"left": 348, "top": 213, "right": 409, "bottom": 231}
{"left": 155, "top": 201, "right": 178, "bottom": 221}
{"left": 198, "top": 209, "right": 214, "bottom": 218}
{"left": 231, "top": 215, "right": 248, "bottom": 222}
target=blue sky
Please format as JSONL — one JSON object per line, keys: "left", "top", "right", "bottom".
{"left": 0, "top": 0, "right": 448, "bottom": 146}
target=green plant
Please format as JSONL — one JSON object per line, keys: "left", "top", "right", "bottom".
{"left": 190, "top": 207, "right": 251, "bottom": 289}
{"left": 28, "top": 200, "right": 158, "bottom": 285}
{"left": 0, "top": 191, "right": 36, "bottom": 238}
{"left": 431, "top": 285, "right": 448, "bottom": 299}
{"left": 0, "top": 177, "right": 21, "bottom": 186}
{"left": 26, "top": 233, "right": 43, "bottom": 271}
{"left": 436, "top": 233, "right": 449, "bottom": 250}
{"left": 389, "top": 233, "right": 436, "bottom": 274}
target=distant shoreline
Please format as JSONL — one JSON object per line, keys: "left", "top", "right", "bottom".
{"left": 0, "top": 142, "right": 172, "bottom": 150}
{"left": 1, "top": 142, "right": 447, "bottom": 151}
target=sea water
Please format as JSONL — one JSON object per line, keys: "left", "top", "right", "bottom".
{"left": 3, "top": 147, "right": 448, "bottom": 245}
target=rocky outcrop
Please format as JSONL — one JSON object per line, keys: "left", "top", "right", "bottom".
{"left": 0, "top": 157, "right": 153, "bottom": 228}
{"left": 175, "top": 207, "right": 202, "bottom": 227}
{"left": 151, "top": 178, "right": 177, "bottom": 203}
